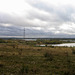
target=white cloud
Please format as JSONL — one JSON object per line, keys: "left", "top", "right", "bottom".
{"left": 0, "top": 0, "right": 27, "bottom": 15}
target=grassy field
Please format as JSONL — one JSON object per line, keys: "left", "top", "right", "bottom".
{"left": 0, "top": 39, "right": 75, "bottom": 75}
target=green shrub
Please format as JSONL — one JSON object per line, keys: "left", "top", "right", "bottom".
{"left": 19, "top": 65, "right": 29, "bottom": 75}
{"left": 18, "top": 49, "right": 23, "bottom": 55}
{"left": 0, "top": 64, "right": 4, "bottom": 67}
{"left": 44, "top": 52, "right": 53, "bottom": 61}
{"left": 72, "top": 48, "right": 75, "bottom": 54}
{"left": 0, "top": 39, "right": 6, "bottom": 43}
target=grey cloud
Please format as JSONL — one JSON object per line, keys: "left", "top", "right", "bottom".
{"left": 26, "top": 0, "right": 75, "bottom": 23}
{"left": 0, "top": 25, "right": 75, "bottom": 38}
{"left": 0, "top": 0, "right": 75, "bottom": 38}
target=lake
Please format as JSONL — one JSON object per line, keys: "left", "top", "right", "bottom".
{"left": 52, "top": 43, "right": 75, "bottom": 47}
{"left": 37, "top": 43, "right": 75, "bottom": 47}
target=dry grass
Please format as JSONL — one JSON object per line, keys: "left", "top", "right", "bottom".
{"left": 0, "top": 40, "right": 75, "bottom": 75}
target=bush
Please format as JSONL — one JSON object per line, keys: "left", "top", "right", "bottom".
{"left": 44, "top": 52, "right": 53, "bottom": 61}
{"left": 64, "top": 70, "right": 75, "bottom": 75}
{"left": 72, "top": 48, "right": 75, "bottom": 54}
{"left": 19, "top": 65, "right": 29, "bottom": 75}
{"left": 18, "top": 49, "right": 23, "bottom": 55}
{"left": 0, "top": 64, "right": 4, "bottom": 67}
{"left": 0, "top": 39, "right": 6, "bottom": 43}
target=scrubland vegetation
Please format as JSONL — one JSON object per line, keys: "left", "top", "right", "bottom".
{"left": 0, "top": 39, "right": 75, "bottom": 75}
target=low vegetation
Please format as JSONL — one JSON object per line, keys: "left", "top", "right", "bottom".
{"left": 44, "top": 52, "right": 53, "bottom": 61}
{"left": 72, "top": 48, "right": 75, "bottom": 54}
{"left": 0, "top": 39, "right": 75, "bottom": 75}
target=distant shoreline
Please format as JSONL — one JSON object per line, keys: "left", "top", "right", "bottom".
{"left": 0, "top": 37, "right": 75, "bottom": 40}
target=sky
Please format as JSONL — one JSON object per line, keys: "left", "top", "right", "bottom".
{"left": 0, "top": 0, "right": 75, "bottom": 38}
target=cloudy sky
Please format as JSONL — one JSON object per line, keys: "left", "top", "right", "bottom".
{"left": 0, "top": 0, "right": 75, "bottom": 38}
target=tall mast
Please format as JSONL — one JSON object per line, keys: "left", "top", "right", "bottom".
{"left": 24, "top": 27, "right": 25, "bottom": 39}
